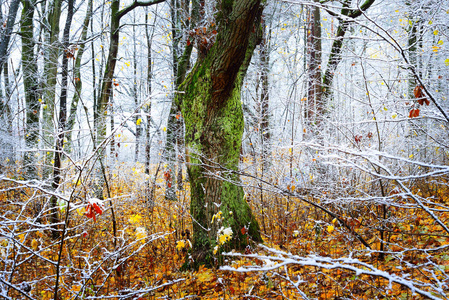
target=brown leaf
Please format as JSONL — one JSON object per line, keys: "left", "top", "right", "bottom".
{"left": 409, "top": 108, "right": 420, "bottom": 118}
{"left": 413, "top": 85, "right": 423, "bottom": 99}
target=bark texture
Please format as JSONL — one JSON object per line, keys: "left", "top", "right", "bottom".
{"left": 21, "top": 0, "right": 39, "bottom": 179}
{"left": 179, "top": 0, "right": 263, "bottom": 267}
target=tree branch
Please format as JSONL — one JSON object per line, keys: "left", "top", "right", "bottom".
{"left": 117, "top": 0, "right": 166, "bottom": 20}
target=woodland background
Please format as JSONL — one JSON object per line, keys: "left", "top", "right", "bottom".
{"left": 0, "top": 0, "right": 449, "bottom": 299}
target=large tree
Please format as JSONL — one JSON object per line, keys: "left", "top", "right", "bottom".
{"left": 178, "top": 0, "right": 263, "bottom": 267}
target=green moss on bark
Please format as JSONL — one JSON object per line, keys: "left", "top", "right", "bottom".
{"left": 179, "top": 36, "right": 262, "bottom": 269}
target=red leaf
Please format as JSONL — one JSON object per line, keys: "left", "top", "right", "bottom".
{"left": 164, "top": 170, "right": 172, "bottom": 187}
{"left": 186, "top": 39, "right": 191, "bottom": 46}
{"left": 241, "top": 227, "right": 248, "bottom": 235}
{"left": 354, "top": 135, "right": 362, "bottom": 143}
{"left": 409, "top": 108, "right": 420, "bottom": 118}
{"left": 93, "top": 203, "right": 103, "bottom": 215}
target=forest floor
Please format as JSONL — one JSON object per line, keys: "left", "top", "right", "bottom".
{"left": 1, "top": 163, "right": 449, "bottom": 299}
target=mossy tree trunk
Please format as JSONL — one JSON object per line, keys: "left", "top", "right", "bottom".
{"left": 178, "top": 0, "right": 263, "bottom": 267}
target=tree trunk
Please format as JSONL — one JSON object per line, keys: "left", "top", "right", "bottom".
{"left": 322, "top": 0, "right": 376, "bottom": 101}
{"left": 178, "top": 0, "right": 263, "bottom": 267}
{"left": 144, "top": 9, "right": 154, "bottom": 175}
{"left": 66, "top": 0, "right": 93, "bottom": 151}
{"left": 259, "top": 15, "right": 271, "bottom": 173}
{"left": 305, "top": 3, "right": 322, "bottom": 127}
{"left": 97, "top": 0, "right": 165, "bottom": 146}
{"left": 42, "top": 0, "right": 63, "bottom": 177}
{"left": 49, "top": 0, "right": 74, "bottom": 239}
{"left": 164, "top": 0, "right": 196, "bottom": 200}
{"left": 21, "top": 0, "right": 40, "bottom": 180}
{"left": 0, "top": 0, "right": 21, "bottom": 74}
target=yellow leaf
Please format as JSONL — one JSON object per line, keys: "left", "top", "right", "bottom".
{"left": 71, "top": 285, "right": 82, "bottom": 292}
{"left": 162, "top": 127, "right": 167, "bottom": 132}
{"left": 327, "top": 225, "right": 334, "bottom": 233}
{"left": 76, "top": 207, "right": 86, "bottom": 216}
{"left": 31, "top": 239, "right": 39, "bottom": 250}
{"left": 18, "top": 234, "right": 25, "bottom": 243}
{"left": 129, "top": 214, "right": 142, "bottom": 224}
{"left": 409, "top": 154, "right": 414, "bottom": 158}
{"left": 136, "top": 118, "right": 142, "bottom": 125}
{"left": 434, "top": 30, "right": 439, "bottom": 35}
{"left": 438, "top": 40, "right": 443, "bottom": 45}
{"left": 197, "top": 266, "right": 214, "bottom": 283}
{"left": 176, "top": 240, "right": 185, "bottom": 250}
{"left": 444, "top": 58, "right": 449, "bottom": 66}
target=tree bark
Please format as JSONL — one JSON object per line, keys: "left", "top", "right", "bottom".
{"left": 49, "top": 0, "right": 74, "bottom": 239}
{"left": 164, "top": 0, "right": 196, "bottom": 200}
{"left": 97, "top": 0, "right": 165, "bottom": 146}
{"left": 21, "top": 0, "right": 40, "bottom": 179}
{"left": 0, "top": 0, "right": 21, "bottom": 74}
{"left": 42, "top": 0, "right": 63, "bottom": 177}
{"left": 305, "top": 3, "right": 322, "bottom": 126}
{"left": 322, "top": 0, "right": 376, "bottom": 101}
{"left": 66, "top": 0, "right": 93, "bottom": 150}
{"left": 178, "top": 0, "right": 263, "bottom": 267}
